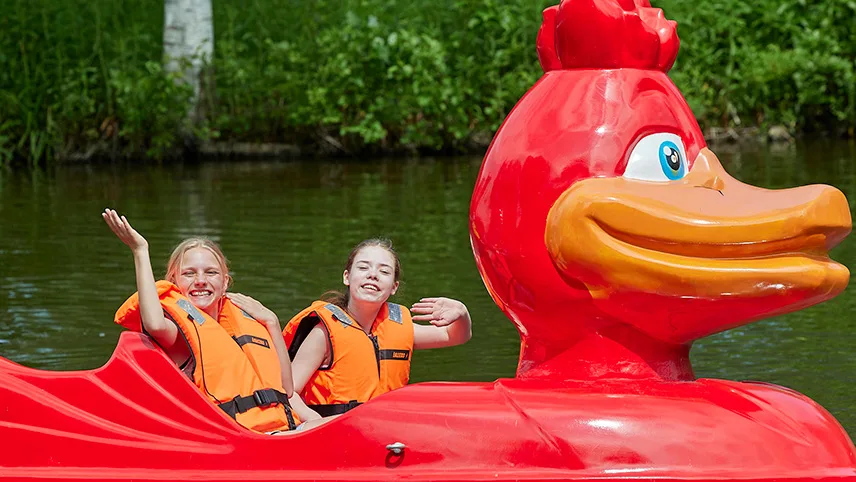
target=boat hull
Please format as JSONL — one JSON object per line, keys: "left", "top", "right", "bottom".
{"left": 1, "top": 333, "right": 854, "bottom": 481}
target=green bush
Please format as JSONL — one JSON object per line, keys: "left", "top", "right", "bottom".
{"left": 1, "top": 0, "right": 855, "bottom": 165}
{"left": 662, "top": 0, "right": 856, "bottom": 134}
{"left": 110, "top": 61, "right": 194, "bottom": 158}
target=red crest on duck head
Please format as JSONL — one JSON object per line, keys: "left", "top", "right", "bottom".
{"left": 537, "top": 0, "right": 679, "bottom": 72}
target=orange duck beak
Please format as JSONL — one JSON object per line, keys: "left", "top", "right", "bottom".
{"left": 545, "top": 148, "right": 851, "bottom": 344}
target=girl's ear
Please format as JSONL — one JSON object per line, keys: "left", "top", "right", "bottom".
{"left": 342, "top": 270, "right": 350, "bottom": 286}
{"left": 225, "top": 274, "right": 233, "bottom": 291}
{"left": 391, "top": 280, "right": 400, "bottom": 296}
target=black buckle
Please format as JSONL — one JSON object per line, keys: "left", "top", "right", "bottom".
{"left": 218, "top": 400, "right": 238, "bottom": 419}
{"left": 253, "top": 389, "right": 278, "bottom": 408}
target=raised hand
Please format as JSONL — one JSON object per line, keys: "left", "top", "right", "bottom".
{"left": 227, "top": 292, "right": 279, "bottom": 327}
{"left": 102, "top": 208, "right": 148, "bottom": 253}
{"left": 102, "top": 208, "right": 186, "bottom": 363}
{"left": 411, "top": 297, "right": 469, "bottom": 327}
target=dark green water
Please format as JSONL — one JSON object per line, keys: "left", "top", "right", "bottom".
{"left": 1, "top": 140, "right": 855, "bottom": 434}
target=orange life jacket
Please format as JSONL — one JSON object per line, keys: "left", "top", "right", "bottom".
{"left": 114, "top": 281, "right": 297, "bottom": 433}
{"left": 283, "top": 300, "right": 414, "bottom": 416}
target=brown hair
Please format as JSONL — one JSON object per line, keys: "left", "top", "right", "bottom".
{"left": 165, "top": 237, "right": 233, "bottom": 289}
{"left": 322, "top": 238, "right": 401, "bottom": 310}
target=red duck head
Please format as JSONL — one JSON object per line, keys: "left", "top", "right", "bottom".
{"left": 469, "top": 0, "right": 851, "bottom": 380}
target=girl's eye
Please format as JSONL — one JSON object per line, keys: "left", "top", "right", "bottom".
{"left": 206, "top": 270, "right": 219, "bottom": 276}
{"left": 380, "top": 270, "right": 391, "bottom": 276}
{"left": 622, "top": 133, "right": 689, "bottom": 182}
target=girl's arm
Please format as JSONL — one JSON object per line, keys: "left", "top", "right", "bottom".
{"left": 291, "top": 325, "right": 328, "bottom": 394}
{"left": 288, "top": 391, "right": 322, "bottom": 422}
{"left": 411, "top": 297, "right": 473, "bottom": 350}
{"left": 103, "top": 209, "right": 187, "bottom": 364}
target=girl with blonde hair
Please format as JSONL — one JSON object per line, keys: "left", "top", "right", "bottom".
{"left": 104, "top": 208, "right": 321, "bottom": 433}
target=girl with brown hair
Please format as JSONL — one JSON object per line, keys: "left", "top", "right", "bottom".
{"left": 283, "top": 238, "right": 472, "bottom": 417}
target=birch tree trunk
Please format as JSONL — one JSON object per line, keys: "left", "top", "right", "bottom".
{"left": 163, "top": 0, "right": 213, "bottom": 124}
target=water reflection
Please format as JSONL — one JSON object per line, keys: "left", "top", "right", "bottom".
{"left": 0, "top": 141, "right": 854, "bottom": 434}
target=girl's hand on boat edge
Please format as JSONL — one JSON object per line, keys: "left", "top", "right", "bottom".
{"left": 411, "top": 297, "right": 469, "bottom": 327}
{"left": 102, "top": 208, "right": 148, "bottom": 253}
{"left": 226, "top": 292, "right": 280, "bottom": 328}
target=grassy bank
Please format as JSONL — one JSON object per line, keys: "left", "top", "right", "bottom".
{"left": 2, "top": 0, "right": 855, "bottom": 165}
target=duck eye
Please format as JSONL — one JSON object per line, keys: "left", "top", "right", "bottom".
{"left": 659, "top": 141, "right": 685, "bottom": 180}
{"left": 623, "top": 133, "right": 688, "bottom": 182}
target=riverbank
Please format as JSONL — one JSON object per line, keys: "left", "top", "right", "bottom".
{"left": 50, "top": 124, "right": 807, "bottom": 165}
{"left": 3, "top": 0, "right": 854, "bottom": 166}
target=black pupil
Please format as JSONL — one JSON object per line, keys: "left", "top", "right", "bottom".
{"left": 666, "top": 147, "right": 681, "bottom": 171}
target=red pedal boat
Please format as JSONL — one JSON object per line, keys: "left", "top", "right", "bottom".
{"left": 1, "top": 0, "right": 854, "bottom": 480}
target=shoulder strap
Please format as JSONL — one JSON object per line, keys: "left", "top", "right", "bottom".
{"left": 323, "top": 303, "right": 356, "bottom": 327}
{"left": 386, "top": 302, "right": 404, "bottom": 324}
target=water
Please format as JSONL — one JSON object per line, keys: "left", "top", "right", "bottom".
{"left": 1, "top": 140, "right": 855, "bottom": 434}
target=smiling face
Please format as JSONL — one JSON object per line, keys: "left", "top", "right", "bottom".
{"left": 166, "top": 240, "right": 231, "bottom": 319}
{"left": 344, "top": 245, "right": 400, "bottom": 307}
{"left": 175, "top": 248, "right": 228, "bottom": 318}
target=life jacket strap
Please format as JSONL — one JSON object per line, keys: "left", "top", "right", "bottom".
{"left": 310, "top": 400, "right": 362, "bottom": 417}
{"left": 218, "top": 389, "right": 296, "bottom": 430}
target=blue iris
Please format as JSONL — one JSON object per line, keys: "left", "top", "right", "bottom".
{"left": 658, "top": 140, "right": 685, "bottom": 180}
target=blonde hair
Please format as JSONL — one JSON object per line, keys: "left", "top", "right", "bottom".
{"left": 165, "top": 238, "right": 232, "bottom": 289}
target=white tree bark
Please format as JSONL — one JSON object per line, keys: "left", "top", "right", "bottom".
{"left": 163, "top": 0, "right": 213, "bottom": 122}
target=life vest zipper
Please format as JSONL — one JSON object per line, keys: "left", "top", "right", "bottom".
{"left": 368, "top": 334, "right": 381, "bottom": 377}
{"left": 342, "top": 314, "right": 382, "bottom": 377}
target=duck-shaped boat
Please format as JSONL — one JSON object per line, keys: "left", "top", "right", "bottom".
{"left": 0, "top": 0, "right": 854, "bottom": 480}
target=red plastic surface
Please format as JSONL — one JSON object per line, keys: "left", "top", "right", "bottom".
{"left": 1, "top": 0, "right": 855, "bottom": 480}
{"left": 0, "top": 332, "right": 854, "bottom": 481}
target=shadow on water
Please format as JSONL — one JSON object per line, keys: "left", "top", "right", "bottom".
{"left": 0, "top": 139, "right": 854, "bottom": 434}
